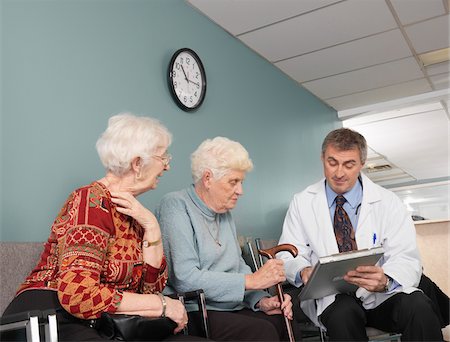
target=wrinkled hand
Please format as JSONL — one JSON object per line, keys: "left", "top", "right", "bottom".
{"left": 246, "top": 259, "right": 285, "bottom": 290}
{"left": 258, "top": 294, "right": 293, "bottom": 319}
{"left": 344, "top": 265, "right": 387, "bottom": 292}
{"left": 164, "top": 297, "right": 188, "bottom": 334}
{"left": 110, "top": 192, "right": 159, "bottom": 232}
{"left": 300, "top": 266, "right": 313, "bottom": 284}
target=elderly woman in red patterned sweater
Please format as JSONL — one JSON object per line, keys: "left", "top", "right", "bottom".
{"left": 3, "top": 113, "right": 189, "bottom": 341}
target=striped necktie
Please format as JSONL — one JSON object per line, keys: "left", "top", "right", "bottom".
{"left": 334, "top": 195, "right": 358, "bottom": 252}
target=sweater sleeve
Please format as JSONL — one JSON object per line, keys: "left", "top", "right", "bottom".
{"left": 141, "top": 256, "right": 168, "bottom": 293}
{"left": 56, "top": 187, "right": 123, "bottom": 319}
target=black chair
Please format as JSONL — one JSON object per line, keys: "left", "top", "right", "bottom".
{"left": 169, "top": 289, "right": 210, "bottom": 339}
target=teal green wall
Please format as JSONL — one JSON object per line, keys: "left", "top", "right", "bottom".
{"left": 0, "top": 0, "right": 338, "bottom": 242}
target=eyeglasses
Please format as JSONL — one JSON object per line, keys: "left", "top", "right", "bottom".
{"left": 153, "top": 153, "right": 172, "bottom": 167}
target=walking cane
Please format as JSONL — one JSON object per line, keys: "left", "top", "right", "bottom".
{"left": 258, "top": 244, "right": 298, "bottom": 342}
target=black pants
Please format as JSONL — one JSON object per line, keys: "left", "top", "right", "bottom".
{"left": 2, "top": 290, "right": 208, "bottom": 341}
{"left": 419, "top": 274, "right": 450, "bottom": 328}
{"left": 187, "top": 309, "right": 289, "bottom": 341}
{"left": 320, "top": 291, "right": 443, "bottom": 341}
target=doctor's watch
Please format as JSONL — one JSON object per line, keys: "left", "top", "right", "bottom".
{"left": 384, "top": 275, "right": 393, "bottom": 292}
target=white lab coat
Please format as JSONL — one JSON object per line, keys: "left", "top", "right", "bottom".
{"left": 278, "top": 174, "right": 422, "bottom": 328}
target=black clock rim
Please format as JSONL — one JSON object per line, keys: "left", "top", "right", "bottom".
{"left": 167, "top": 48, "right": 207, "bottom": 112}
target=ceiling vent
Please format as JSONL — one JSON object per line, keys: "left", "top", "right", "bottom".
{"left": 364, "top": 164, "right": 393, "bottom": 173}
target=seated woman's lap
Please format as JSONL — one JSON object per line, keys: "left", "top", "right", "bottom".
{"left": 188, "top": 309, "right": 286, "bottom": 341}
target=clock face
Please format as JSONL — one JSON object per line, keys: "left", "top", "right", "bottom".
{"left": 168, "top": 48, "right": 206, "bottom": 112}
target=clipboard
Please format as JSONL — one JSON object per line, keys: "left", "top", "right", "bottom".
{"left": 298, "top": 246, "right": 384, "bottom": 301}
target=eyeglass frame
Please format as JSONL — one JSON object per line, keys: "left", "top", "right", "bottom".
{"left": 152, "top": 153, "right": 172, "bottom": 167}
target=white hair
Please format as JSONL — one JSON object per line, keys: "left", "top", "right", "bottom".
{"left": 96, "top": 112, "right": 172, "bottom": 176}
{"left": 191, "top": 137, "right": 253, "bottom": 183}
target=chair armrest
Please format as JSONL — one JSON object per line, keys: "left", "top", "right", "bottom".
{"left": 169, "top": 289, "right": 203, "bottom": 300}
{"left": 0, "top": 310, "right": 42, "bottom": 342}
{"left": 0, "top": 310, "right": 42, "bottom": 325}
{"left": 168, "top": 289, "right": 209, "bottom": 339}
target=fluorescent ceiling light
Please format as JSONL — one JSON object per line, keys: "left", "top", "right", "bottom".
{"left": 419, "top": 47, "right": 450, "bottom": 67}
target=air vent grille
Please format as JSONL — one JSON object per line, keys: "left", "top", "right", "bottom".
{"left": 365, "top": 164, "right": 392, "bottom": 173}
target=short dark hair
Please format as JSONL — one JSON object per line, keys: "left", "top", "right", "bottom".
{"left": 321, "top": 128, "right": 367, "bottom": 164}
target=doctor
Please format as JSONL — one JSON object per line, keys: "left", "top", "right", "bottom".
{"left": 278, "top": 128, "right": 443, "bottom": 341}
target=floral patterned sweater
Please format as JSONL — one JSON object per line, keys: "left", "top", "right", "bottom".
{"left": 17, "top": 182, "right": 168, "bottom": 319}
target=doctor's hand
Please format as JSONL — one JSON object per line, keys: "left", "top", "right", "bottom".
{"left": 344, "top": 265, "right": 388, "bottom": 292}
{"left": 245, "top": 259, "right": 285, "bottom": 290}
{"left": 300, "top": 266, "right": 313, "bottom": 284}
{"left": 257, "top": 294, "right": 293, "bottom": 319}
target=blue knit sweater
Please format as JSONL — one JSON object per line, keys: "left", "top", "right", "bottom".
{"left": 156, "top": 185, "right": 269, "bottom": 312}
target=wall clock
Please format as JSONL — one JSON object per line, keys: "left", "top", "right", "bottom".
{"left": 167, "top": 48, "right": 207, "bottom": 112}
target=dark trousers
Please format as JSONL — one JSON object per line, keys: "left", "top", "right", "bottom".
{"left": 419, "top": 274, "right": 450, "bottom": 328}
{"left": 187, "top": 309, "right": 289, "bottom": 341}
{"left": 320, "top": 291, "right": 443, "bottom": 341}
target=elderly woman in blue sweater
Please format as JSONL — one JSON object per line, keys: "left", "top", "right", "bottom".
{"left": 156, "top": 137, "right": 293, "bottom": 341}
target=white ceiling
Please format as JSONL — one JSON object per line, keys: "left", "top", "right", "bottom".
{"left": 186, "top": 0, "right": 450, "bottom": 219}
{"left": 187, "top": 0, "right": 450, "bottom": 171}
{"left": 187, "top": 0, "right": 449, "bottom": 108}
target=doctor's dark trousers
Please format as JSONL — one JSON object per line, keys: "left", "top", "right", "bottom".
{"left": 319, "top": 290, "right": 443, "bottom": 341}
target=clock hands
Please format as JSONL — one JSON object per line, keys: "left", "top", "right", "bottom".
{"left": 188, "top": 80, "right": 200, "bottom": 87}
{"left": 180, "top": 64, "right": 189, "bottom": 82}
{"left": 180, "top": 64, "right": 200, "bottom": 88}
{"left": 181, "top": 64, "right": 200, "bottom": 88}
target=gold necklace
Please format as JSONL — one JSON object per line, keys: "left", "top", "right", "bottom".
{"left": 202, "top": 215, "right": 222, "bottom": 247}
